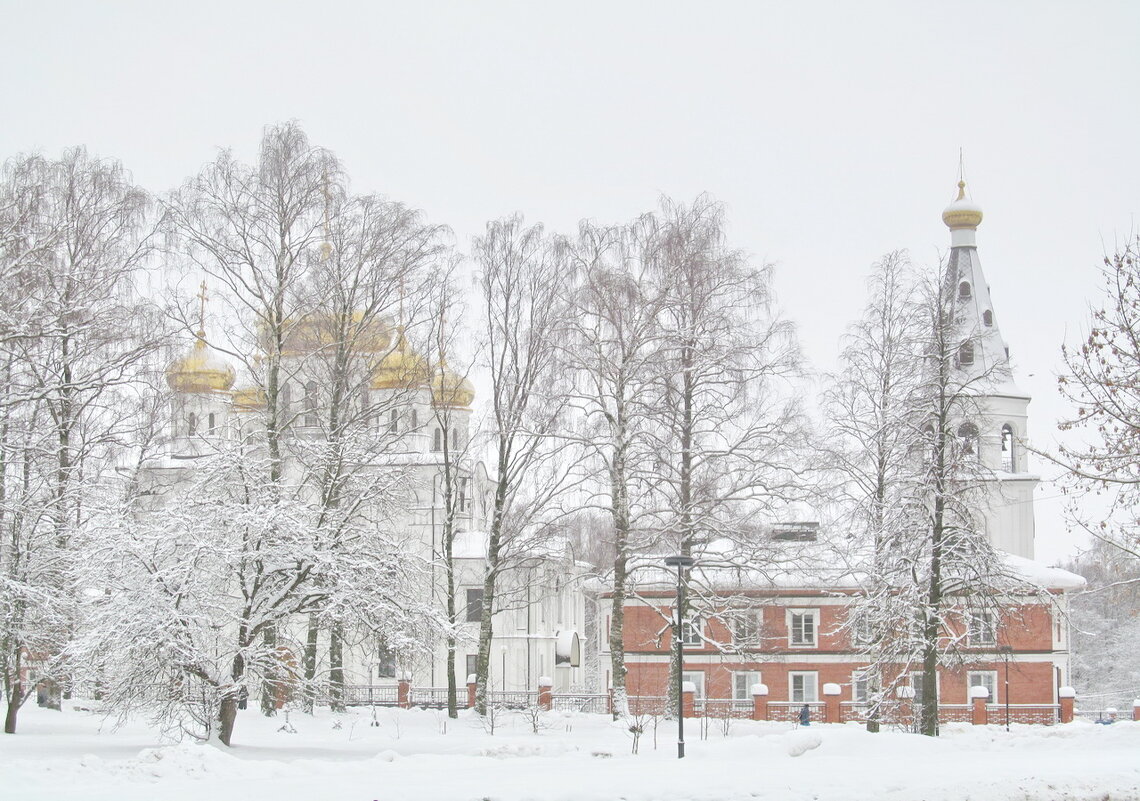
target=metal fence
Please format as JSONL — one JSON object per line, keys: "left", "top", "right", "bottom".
{"left": 550, "top": 693, "right": 610, "bottom": 714}
{"left": 767, "top": 701, "right": 825, "bottom": 723}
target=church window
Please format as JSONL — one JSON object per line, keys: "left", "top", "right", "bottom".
{"left": 304, "top": 381, "right": 319, "bottom": 427}
{"left": 280, "top": 383, "right": 291, "bottom": 421}
{"left": 451, "top": 428, "right": 459, "bottom": 450}
{"left": 432, "top": 428, "right": 443, "bottom": 452}
{"left": 959, "top": 281, "right": 972, "bottom": 299}
{"left": 359, "top": 389, "right": 372, "bottom": 428}
{"left": 958, "top": 342, "right": 975, "bottom": 366}
{"left": 983, "top": 309, "right": 993, "bottom": 327}
{"left": 1001, "top": 424, "right": 1015, "bottom": 471}
{"left": 187, "top": 412, "right": 197, "bottom": 437}
{"left": 411, "top": 409, "right": 418, "bottom": 429}
{"left": 389, "top": 407, "right": 399, "bottom": 435}
{"left": 957, "top": 423, "right": 979, "bottom": 461}
{"left": 208, "top": 412, "right": 216, "bottom": 434}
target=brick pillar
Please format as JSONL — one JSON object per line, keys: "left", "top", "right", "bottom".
{"left": 1058, "top": 686, "right": 1075, "bottom": 724}
{"left": 397, "top": 676, "right": 411, "bottom": 709}
{"left": 538, "top": 677, "right": 553, "bottom": 711}
{"left": 682, "top": 681, "right": 696, "bottom": 718}
{"left": 1133, "top": 700, "right": 1140, "bottom": 722}
{"left": 896, "top": 685, "right": 916, "bottom": 728}
{"left": 607, "top": 688, "right": 614, "bottom": 715}
{"left": 822, "top": 683, "right": 841, "bottom": 723}
{"left": 751, "top": 683, "right": 770, "bottom": 721}
{"left": 466, "top": 674, "right": 477, "bottom": 709}
{"left": 969, "top": 685, "right": 990, "bottom": 725}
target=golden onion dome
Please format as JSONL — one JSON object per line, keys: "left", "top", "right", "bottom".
{"left": 276, "top": 312, "right": 393, "bottom": 357}
{"left": 430, "top": 358, "right": 475, "bottom": 409}
{"left": 942, "top": 180, "right": 984, "bottom": 230}
{"left": 231, "top": 386, "right": 267, "bottom": 413}
{"left": 371, "top": 328, "right": 429, "bottom": 390}
{"left": 165, "top": 333, "right": 236, "bottom": 394}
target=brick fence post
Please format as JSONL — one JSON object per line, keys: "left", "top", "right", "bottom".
{"left": 397, "top": 674, "right": 411, "bottom": 709}
{"left": 896, "top": 685, "right": 916, "bottom": 728}
{"left": 1058, "top": 686, "right": 1075, "bottom": 724}
{"left": 1133, "top": 700, "right": 1140, "bottom": 722}
{"left": 538, "top": 677, "right": 553, "bottom": 711}
{"left": 751, "top": 683, "right": 769, "bottom": 721}
{"left": 682, "top": 681, "right": 696, "bottom": 718}
{"left": 969, "top": 685, "right": 990, "bottom": 725}
{"left": 823, "top": 683, "right": 842, "bottom": 723}
{"left": 607, "top": 688, "right": 614, "bottom": 715}
{"left": 466, "top": 674, "right": 477, "bottom": 709}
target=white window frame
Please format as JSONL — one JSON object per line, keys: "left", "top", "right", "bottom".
{"left": 787, "top": 608, "right": 819, "bottom": 648}
{"left": 967, "top": 609, "right": 997, "bottom": 646}
{"left": 851, "top": 669, "right": 872, "bottom": 703}
{"left": 789, "top": 671, "right": 818, "bottom": 703}
{"left": 681, "top": 670, "right": 705, "bottom": 699}
{"left": 909, "top": 671, "right": 941, "bottom": 705}
{"left": 967, "top": 670, "right": 998, "bottom": 703}
{"left": 730, "top": 611, "right": 760, "bottom": 646}
{"left": 732, "top": 671, "right": 761, "bottom": 701}
{"left": 679, "top": 614, "right": 702, "bottom": 647}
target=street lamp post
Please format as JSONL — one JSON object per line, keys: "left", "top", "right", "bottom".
{"left": 664, "top": 554, "right": 695, "bottom": 759}
{"left": 998, "top": 645, "right": 1013, "bottom": 732}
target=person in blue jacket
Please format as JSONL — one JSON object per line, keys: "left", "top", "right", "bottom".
{"left": 799, "top": 704, "right": 811, "bottom": 726}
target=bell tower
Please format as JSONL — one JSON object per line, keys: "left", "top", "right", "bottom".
{"left": 943, "top": 181, "right": 1038, "bottom": 558}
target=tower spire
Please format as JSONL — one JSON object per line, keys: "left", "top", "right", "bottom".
{"left": 196, "top": 280, "right": 208, "bottom": 338}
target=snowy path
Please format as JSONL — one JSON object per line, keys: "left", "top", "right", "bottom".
{"left": 4, "top": 703, "right": 1139, "bottom": 800}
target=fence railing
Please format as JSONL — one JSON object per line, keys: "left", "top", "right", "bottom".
{"left": 767, "top": 701, "right": 825, "bottom": 723}
{"left": 551, "top": 693, "right": 610, "bottom": 714}
{"left": 988, "top": 704, "right": 1059, "bottom": 725}
{"left": 699, "top": 698, "right": 754, "bottom": 719}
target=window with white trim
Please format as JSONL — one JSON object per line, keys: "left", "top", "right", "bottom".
{"left": 730, "top": 611, "right": 761, "bottom": 646}
{"left": 733, "top": 671, "right": 761, "bottom": 701}
{"left": 967, "top": 670, "right": 998, "bottom": 703}
{"left": 852, "top": 669, "right": 872, "bottom": 703}
{"left": 789, "top": 671, "right": 818, "bottom": 703}
{"left": 680, "top": 616, "right": 702, "bottom": 647}
{"left": 681, "top": 671, "right": 705, "bottom": 699}
{"left": 910, "top": 672, "right": 939, "bottom": 705}
{"left": 788, "top": 609, "right": 818, "bottom": 648}
{"left": 967, "top": 609, "right": 997, "bottom": 646}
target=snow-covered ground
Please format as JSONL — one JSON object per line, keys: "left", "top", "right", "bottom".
{"left": 4, "top": 702, "right": 1139, "bottom": 801}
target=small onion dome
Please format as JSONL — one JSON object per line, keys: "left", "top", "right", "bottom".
{"left": 165, "top": 333, "right": 236, "bottom": 394}
{"left": 231, "top": 386, "right": 267, "bottom": 413}
{"left": 430, "top": 358, "right": 475, "bottom": 409}
{"left": 942, "top": 180, "right": 984, "bottom": 230}
{"left": 371, "top": 328, "right": 428, "bottom": 390}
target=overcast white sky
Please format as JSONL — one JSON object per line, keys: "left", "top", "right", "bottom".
{"left": 3, "top": 1, "right": 1138, "bottom": 562}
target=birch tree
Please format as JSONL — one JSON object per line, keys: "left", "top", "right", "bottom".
{"left": 561, "top": 217, "right": 667, "bottom": 717}
{"left": 0, "top": 149, "right": 158, "bottom": 734}
{"left": 646, "top": 195, "right": 805, "bottom": 716}
{"left": 472, "top": 216, "right": 576, "bottom": 714}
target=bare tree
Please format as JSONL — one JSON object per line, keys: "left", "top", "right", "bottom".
{"left": 561, "top": 216, "right": 668, "bottom": 717}
{"left": 471, "top": 215, "right": 577, "bottom": 714}
{"left": 1053, "top": 236, "right": 1140, "bottom": 559}
{"left": 644, "top": 195, "right": 805, "bottom": 716}
{"left": 0, "top": 149, "right": 158, "bottom": 734}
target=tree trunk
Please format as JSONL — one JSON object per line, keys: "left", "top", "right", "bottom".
{"left": 217, "top": 694, "right": 238, "bottom": 746}
{"left": 4, "top": 679, "right": 21, "bottom": 734}
{"left": 260, "top": 625, "right": 278, "bottom": 716}
{"left": 328, "top": 621, "right": 345, "bottom": 713}
{"left": 302, "top": 613, "right": 319, "bottom": 713}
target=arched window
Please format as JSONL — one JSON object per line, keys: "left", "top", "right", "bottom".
{"left": 411, "top": 409, "right": 418, "bottom": 429}
{"left": 188, "top": 412, "right": 197, "bottom": 437}
{"left": 958, "top": 423, "right": 979, "bottom": 461}
{"left": 452, "top": 428, "right": 459, "bottom": 450}
{"left": 982, "top": 309, "right": 993, "bottom": 327}
{"left": 432, "top": 428, "right": 442, "bottom": 452}
{"left": 958, "top": 342, "right": 975, "bottom": 366}
{"left": 389, "top": 407, "right": 399, "bottom": 434}
{"left": 304, "top": 381, "right": 319, "bottom": 427}
{"left": 208, "top": 412, "right": 216, "bottom": 434}
{"left": 1001, "top": 424, "right": 1015, "bottom": 472}
{"left": 959, "top": 281, "right": 972, "bottom": 299}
